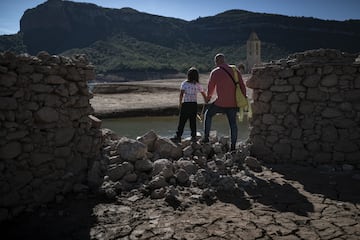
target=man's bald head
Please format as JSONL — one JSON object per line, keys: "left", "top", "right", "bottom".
{"left": 214, "top": 53, "right": 225, "bottom": 66}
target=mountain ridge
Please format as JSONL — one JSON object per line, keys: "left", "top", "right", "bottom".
{"left": 1, "top": 0, "right": 359, "bottom": 78}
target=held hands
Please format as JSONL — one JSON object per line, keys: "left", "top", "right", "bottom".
{"left": 205, "top": 95, "right": 212, "bottom": 104}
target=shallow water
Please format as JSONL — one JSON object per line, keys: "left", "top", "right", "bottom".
{"left": 102, "top": 115, "right": 250, "bottom": 142}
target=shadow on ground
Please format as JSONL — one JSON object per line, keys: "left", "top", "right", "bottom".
{"left": 243, "top": 175, "right": 314, "bottom": 216}
{"left": 269, "top": 164, "right": 360, "bottom": 204}
{"left": 216, "top": 189, "right": 252, "bottom": 210}
{"left": 1, "top": 195, "right": 100, "bottom": 240}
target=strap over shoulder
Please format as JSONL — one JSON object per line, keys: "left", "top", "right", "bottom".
{"left": 219, "top": 66, "right": 239, "bottom": 85}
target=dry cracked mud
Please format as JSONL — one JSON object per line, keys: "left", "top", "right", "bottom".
{"left": 3, "top": 164, "right": 360, "bottom": 240}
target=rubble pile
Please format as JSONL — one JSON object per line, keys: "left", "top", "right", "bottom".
{"left": 92, "top": 129, "right": 263, "bottom": 206}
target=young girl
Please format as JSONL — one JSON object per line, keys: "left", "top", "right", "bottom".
{"left": 171, "top": 67, "right": 207, "bottom": 143}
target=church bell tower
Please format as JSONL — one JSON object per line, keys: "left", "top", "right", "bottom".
{"left": 246, "top": 32, "right": 261, "bottom": 73}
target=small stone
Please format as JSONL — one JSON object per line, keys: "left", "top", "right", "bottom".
{"left": 245, "top": 156, "right": 262, "bottom": 172}
{"left": 107, "top": 162, "right": 134, "bottom": 182}
{"left": 0, "top": 97, "right": 17, "bottom": 110}
{"left": 0, "top": 141, "right": 22, "bottom": 159}
{"left": 123, "top": 173, "right": 138, "bottom": 183}
{"left": 45, "top": 75, "right": 66, "bottom": 84}
{"left": 35, "top": 107, "right": 59, "bottom": 123}
{"left": 149, "top": 175, "right": 168, "bottom": 190}
{"left": 88, "top": 115, "right": 102, "bottom": 129}
{"left": 175, "top": 169, "right": 189, "bottom": 185}
{"left": 342, "top": 164, "right": 354, "bottom": 172}
{"left": 183, "top": 145, "right": 193, "bottom": 157}
{"left": 150, "top": 188, "right": 166, "bottom": 199}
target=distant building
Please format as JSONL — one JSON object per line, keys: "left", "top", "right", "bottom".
{"left": 246, "top": 32, "right": 261, "bottom": 73}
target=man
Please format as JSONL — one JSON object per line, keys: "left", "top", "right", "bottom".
{"left": 203, "top": 53, "right": 247, "bottom": 151}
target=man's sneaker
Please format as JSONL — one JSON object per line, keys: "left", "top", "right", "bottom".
{"left": 191, "top": 137, "right": 198, "bottom": 143}
{"left": 200, "top": 137, "right": 209, "bottom": 144}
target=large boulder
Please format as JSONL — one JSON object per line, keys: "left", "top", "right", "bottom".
{"left": 135, "top": 159, "right": 153, "bottom": 172}
{"left": 176, "top": 159, "right": 198, "bottom": 175}
{"left": 116, "top": 137, "right": 147, "bottom": 162}
{"left": 153, "top": 137, "right": 182, "bottom": 159}
{"left": 137, "top": 130, "right": 158, "bottom": 152}
{"left": 107, "top": 162, "right": 134, "bottom": 182}
{"left": 152, "top": 158, "right": 174, "bottom": 179}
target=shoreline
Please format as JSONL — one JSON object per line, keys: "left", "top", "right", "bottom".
{"left": 93, "top": 106, "right": 179, "bottom": 119}
{"left": 90, "top": 77, "right": 206, "bottom": 119}
{"left": 90, "top": 74, "right": 252, "bottom": 119}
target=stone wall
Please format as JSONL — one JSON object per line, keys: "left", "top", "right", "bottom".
{"left": 0, "top": 51, "right": 102, "bottom": 220}
{"left": 247, "top": 49, "right": 360, "bottom": 165}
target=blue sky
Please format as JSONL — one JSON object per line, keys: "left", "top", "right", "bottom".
{"left": 0, "top": 0, "right": 359, "bottom": 35}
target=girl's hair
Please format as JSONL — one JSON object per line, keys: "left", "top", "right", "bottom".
{"left": 187, "top": 67, "right": 199, "bottom": 83}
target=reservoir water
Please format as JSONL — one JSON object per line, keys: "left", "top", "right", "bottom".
{"left": 102, "top": 115, "right": 250, "bottom": 141}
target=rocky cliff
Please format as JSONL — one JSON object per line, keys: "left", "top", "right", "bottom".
{"left": 20, "top": 0, "right": 188, "bottom": 54}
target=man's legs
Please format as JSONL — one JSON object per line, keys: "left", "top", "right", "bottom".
{"left": 225, "top": 108, "right": 238, "bottom": 150}
{"left": 203, "top": 104, "right": 220, "bottom": 142}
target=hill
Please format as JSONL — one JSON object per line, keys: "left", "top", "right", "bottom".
{"left": 1, "top": 0, "right": 359, "bottom": 79}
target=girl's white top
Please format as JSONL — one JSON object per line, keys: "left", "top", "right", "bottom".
{"left": 180, "top": 81, "right": 204, "bottom": 103}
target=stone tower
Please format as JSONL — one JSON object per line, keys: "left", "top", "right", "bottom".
{"left": 246, "top": 32, "right": 261, "bottom": 73}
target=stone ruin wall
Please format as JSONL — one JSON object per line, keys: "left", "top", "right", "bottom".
{"left": 0, "top": 52, "right": 102, "bottom": 221}
{"left": 1, "top": 48, "right": 359, "bottom": 221}
{"left": 247, "top": 49, "right": 360, "bottom": 166}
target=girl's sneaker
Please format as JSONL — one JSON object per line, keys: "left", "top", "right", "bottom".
{"left": 170, "top": 136, "right": 181, "bottom": 143}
